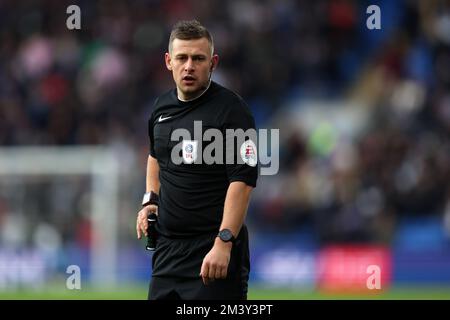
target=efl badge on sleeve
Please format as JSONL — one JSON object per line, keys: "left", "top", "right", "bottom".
{"left": 182, "top": 140, "right": 198, "bottom": 164}
{"left": 240, "top": 139, "right": 257, "bottom": 167}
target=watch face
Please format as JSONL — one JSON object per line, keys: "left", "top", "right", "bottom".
{"left": 219, "top": 229, "right": 233, "bottom": 242}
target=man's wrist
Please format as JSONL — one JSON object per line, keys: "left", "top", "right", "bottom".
{"left": 214, "top": 236, "right": 233, "bottom": 250}
{"left": 142, "top": 191, "right": 159, "bottom": 207}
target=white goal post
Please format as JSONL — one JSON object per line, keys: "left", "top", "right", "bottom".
{"left": 0, "top": 146, "right": 120, "bottom": 286}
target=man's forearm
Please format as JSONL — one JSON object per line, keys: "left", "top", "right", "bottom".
{"left": 146, "top": 155, "right": 160, "bottom": 193}
{"left": 137, "top": 155, "right": 160, "bottom": 240}
{"left": 218, "top": 181, "right": 253, "bottom": 238}
{"left": 200, "top": 181, "right": 253, "bottom": 283}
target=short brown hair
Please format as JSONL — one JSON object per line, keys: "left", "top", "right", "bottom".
{"left": 168, "top": 20, "right": 214, "bottom": 54}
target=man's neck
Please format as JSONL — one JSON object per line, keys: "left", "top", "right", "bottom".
{"left": 177, "top": 80, "right": 211, "bottom": 102}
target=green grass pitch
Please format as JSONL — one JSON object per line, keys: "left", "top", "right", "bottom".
{"left": 1, "top": 285, "right": 450, "bottom": 300}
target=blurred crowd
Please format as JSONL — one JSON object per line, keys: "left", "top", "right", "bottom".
{"left": 250, "top": 0, "right": 450, "bottom": 244}
{"left": 0, "top": 0, "right": 449, "bottom": 247}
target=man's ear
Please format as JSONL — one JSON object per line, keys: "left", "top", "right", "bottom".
{"left": 165, "top": 52, "right": 172, "bottom": 71}
{"left": 210, "top": 54, "right": 219, "bottom": 72}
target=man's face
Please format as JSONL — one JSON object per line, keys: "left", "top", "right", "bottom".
{"left": 165, "top": 38, "right": 218, "bottom": 100}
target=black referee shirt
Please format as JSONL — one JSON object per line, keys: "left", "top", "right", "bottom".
{"left": 148, "top": 81, "right": 258, "bottom": 238}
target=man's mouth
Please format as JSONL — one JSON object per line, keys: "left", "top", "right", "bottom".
{"left": 182, "top": 75, "right": 196, "bottom": 81}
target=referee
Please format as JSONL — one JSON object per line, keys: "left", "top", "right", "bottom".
{"left": 136, "top": 20, "right": 258, "bottom": 300}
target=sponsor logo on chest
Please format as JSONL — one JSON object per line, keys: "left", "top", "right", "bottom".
{"left": 182, "top": 140, "right": 198, "bottom": 164}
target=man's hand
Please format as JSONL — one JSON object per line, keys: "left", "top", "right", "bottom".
{"left": 136, "top": 205, "right": 158, "bottom": 239}
{"left": 200, "top": 238, "right": 232, "bottom": 285}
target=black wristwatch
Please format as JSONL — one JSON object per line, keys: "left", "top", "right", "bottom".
{"left": 217, "top": 229, "right": 236, "bottom": 243}
{"left": 142, "top": 191, "right": 159, "bottom": 207}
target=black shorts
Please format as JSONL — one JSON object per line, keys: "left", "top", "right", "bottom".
{"left": 148, "top": 225, "right": 250, "bottom": 300}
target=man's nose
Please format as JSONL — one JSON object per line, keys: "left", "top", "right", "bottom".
{"left": 184, "top": 58, "right": 194, "bottom": 72}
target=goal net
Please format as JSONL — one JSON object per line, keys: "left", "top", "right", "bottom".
{"left": 0, "top": 146, "right": 121, "bottom": 290}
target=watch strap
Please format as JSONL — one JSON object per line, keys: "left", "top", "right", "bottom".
{"left": 142, "top": 191, "right": 159, "bottom": 207}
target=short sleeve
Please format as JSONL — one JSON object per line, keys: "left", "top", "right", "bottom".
{"left": 222, "top": 97, "right": 258, "bottom": 188}
{"left": 148, "top": 98, "right": 159, "bottom": 157}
